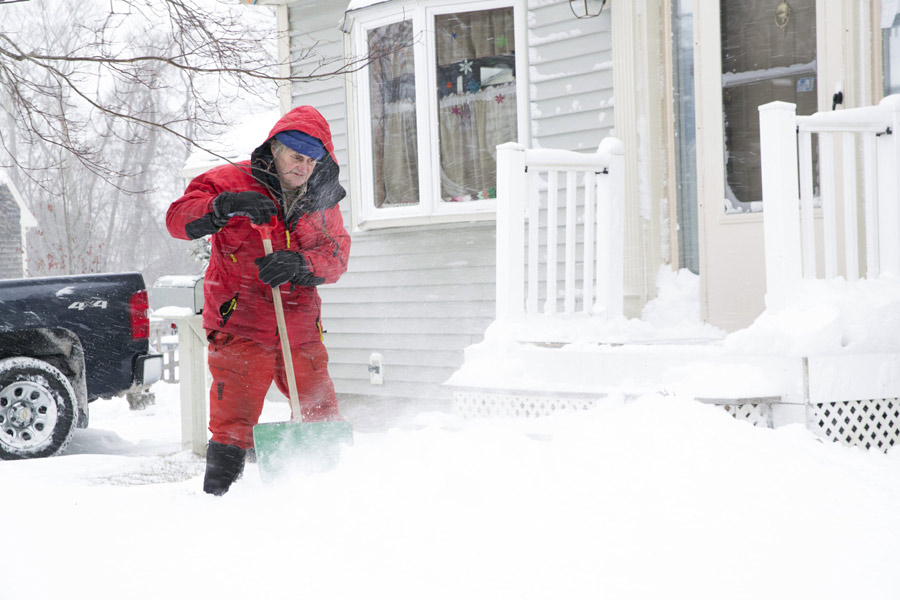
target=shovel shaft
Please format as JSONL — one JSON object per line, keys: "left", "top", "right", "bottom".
{"left": 261, "top": 237, "right": 302, "bottom": 420}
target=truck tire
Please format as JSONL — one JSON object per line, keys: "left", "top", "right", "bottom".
{"left": 0, "top": 357, "right": 78, "bottom": 460}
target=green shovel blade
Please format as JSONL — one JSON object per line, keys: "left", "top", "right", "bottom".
{"left": 253, "top": 420, "right": 354, "bottom": 482}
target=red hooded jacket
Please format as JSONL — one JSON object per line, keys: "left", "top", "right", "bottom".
{"left": 166, "top": 106, "right": 350, "bottom": 348}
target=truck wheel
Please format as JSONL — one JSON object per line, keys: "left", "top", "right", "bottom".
{"left": 0, "top": 357, "right": 78, "bottom": 460}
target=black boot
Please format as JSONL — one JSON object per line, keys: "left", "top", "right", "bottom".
{"left": 203, "top": 441, "right": 246, "bottom": 496}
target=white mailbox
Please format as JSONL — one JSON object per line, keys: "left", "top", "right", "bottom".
{"left": 151, "top": 275, "right": 204, "bottom": 314}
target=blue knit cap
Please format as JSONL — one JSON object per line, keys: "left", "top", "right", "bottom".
{"left": 274, "top": 130, "right": 326, "bottom": 160}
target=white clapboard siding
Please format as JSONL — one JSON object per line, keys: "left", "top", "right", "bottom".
{"left": 321, "top": 283, "right": 494, "bottom": 303}
{"left": 528, "top": 0, "right": 614, "bottom": 151}
{"left": 285, "top": 0, "right": 613, "bottom": 400}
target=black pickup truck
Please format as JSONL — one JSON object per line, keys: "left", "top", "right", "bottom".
{"left": 0, "top": 272, "right": 163, "bottom": 459}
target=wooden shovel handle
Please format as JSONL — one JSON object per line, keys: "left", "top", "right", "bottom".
{"left": 261, "top": 237, "right": 303, "bottom": 421}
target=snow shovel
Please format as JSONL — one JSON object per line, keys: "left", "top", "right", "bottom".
{"left": 250, "top": 219, "right": 353, "bottom": 481}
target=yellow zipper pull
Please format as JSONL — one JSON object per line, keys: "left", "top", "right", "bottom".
{"left": 230, "top": 253, "right": 237, "bottom": 262}
{"left": 285, "top": 230, "right": 291, "bottom": 249}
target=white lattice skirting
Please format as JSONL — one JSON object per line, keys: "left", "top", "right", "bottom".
{"left": 807, "top": 398, "right": 900, "bottom": 451}
{"left": 719, "top": 402, "right": 774, "bottom": 429}
{"left": 453, "top": 389, "right": 598, "bottom": 419}
{"left": 453, "top": 390, "right": 900, "bottom": 451}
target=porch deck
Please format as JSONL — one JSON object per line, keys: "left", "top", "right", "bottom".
{"left": 447, "top": 97, "right": 900, "bottom": 452}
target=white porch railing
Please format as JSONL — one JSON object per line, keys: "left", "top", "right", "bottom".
{"left": 495, "top": 139, "right": 625, "bottom": 322}
{"left": 759, "top": 95, "right": 900, "bottom": 311}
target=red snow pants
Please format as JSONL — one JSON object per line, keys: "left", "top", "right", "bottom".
{"left": 206, "top": 330, "right": 342, "bottom": 449}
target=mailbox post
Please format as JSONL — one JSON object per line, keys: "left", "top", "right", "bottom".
{"left": 149, "top": 275, "right": 207, "bottom": 457}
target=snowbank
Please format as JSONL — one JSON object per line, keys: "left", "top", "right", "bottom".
{"left": 3, "top": 382, "right": 899, "bottom": 600}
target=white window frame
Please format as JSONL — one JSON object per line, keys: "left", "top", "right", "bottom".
{"left": 344, "top": 0, "right": 528, "bottom": 230}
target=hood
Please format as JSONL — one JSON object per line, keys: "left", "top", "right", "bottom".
{"left": 248, "top": 106, "right": 346, "bottom": 213}
{"left": 264, "top": 105, "right": 338, "bottom": 165}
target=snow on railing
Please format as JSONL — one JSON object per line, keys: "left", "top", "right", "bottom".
{"left": 495, "top": 139, "right": 625, "bottom": 321}
{"left": 759, "top": 96, "right": 900, "bottom": 311}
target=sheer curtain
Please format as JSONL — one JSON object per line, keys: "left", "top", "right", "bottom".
{"left": 439, "top": 84, "right": 517, "bottom": 201}
{"left": 368, "top": 20, "right": 419, "bottom": 207}
{"left": 435, "top": 8, "right": 517, "bottom": 202}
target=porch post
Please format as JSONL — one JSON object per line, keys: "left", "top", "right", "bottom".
{"left": 495, "top": 142, "right": 526, "bottom": 321}
{"left": 879, "top": 96, "right": 900, "bottom": 275}
{"left": 758, "top": 101, "right": 803, "bottom": 312}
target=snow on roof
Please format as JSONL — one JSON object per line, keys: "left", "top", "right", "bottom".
{"left": 0, "top": 168, "right": 37, "bottom": 228}
{"left": 346, "top": 0, "right": 392, "bottom": 11}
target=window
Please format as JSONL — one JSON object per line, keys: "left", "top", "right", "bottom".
{"left": 884, "top": 6, "right": 900, "bottom": 96}
{"left": 348, "top": 1, "right": 523, "bottom": 227}
{"left": 719, "top": 0, "right": 816, "bottom": 213}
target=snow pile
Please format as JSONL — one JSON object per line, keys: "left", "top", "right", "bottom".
{"left": 448, "top": 267, "right": 900, "bottom": 395}
{"left": 726, "top": 274, "right": 900, "bottom": 356}
{"left": 2, "top": 383, "right": 899, "bottom": 599}
{"left": 446, "top": 267, "right": 726, "bottom": 391}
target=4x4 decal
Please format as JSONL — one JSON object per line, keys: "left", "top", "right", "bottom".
{"left": 67, "top": 300, "right": 108, "bottom": 310}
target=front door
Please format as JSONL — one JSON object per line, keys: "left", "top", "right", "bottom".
{"left": 689, "top": 0, "right": 819, "bottom": 331}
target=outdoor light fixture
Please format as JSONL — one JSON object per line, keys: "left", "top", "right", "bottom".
{"left": 568, "top": 0, "right": 607, "bottom": 19}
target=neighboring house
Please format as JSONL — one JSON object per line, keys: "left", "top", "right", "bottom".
{"left": 235, "top": 0, "right": 900, "bottom": 408}
{"left": 0, "top": 169, "right": 37, "bottom": 279}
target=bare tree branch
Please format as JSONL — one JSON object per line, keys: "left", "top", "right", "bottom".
{"left": 0, "top": 0, "right": 405, "bottom": 186}
{"left": 0, "top": 0, "right": 410, "bottom": 279}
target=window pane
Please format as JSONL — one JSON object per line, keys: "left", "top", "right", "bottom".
{"left": 884, "top": 10, "right": 900, "bottom": 96}
{"left": 720, "top": 0, "right": 816, "bottom": 213}
{"left": 368, "top": 20, "right": 419, "bottom": 207}
{"left": 435, "top": 8, "right": 517, "bottom": 203}
{"left": 672, "top": 0, "right": 699, "bottom": 274}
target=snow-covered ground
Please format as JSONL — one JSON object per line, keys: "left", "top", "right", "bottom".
{"left": 3, "top": 377, "right": 899, "bottom": 600}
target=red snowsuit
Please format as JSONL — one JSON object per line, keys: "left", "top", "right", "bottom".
{"left": 166, "top": 106, "right": 350, "bottom": 449}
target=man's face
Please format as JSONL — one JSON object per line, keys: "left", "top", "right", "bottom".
{"left": 274, "top": 147, "right": 318, "bottom": 190}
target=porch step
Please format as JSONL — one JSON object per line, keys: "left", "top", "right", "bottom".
{"left": 449, "top": 340, "right": 805, "bottom": 403}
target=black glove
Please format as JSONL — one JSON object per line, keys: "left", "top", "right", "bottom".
{"left": 255, "top": 250, "right": 323, "bottom": 288}
{"left": 213, "top": 191, "right": 278, "bottom": 225}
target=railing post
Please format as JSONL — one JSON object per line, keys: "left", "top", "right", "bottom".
{"left": 862, "top": 132, "right": 880, "bottom": 278}
{"left": 841, "top": 133, "right": 859, "bottom": 280}
{"left": 879, "top": 96, "right": 900, "bottom": 275}
{"left": 596, "top": 137, "right": 625, "bottom": 319}
{"left": 608, "top": 140, "right": 625, "bottom": 319}
{"left": 495, "top": 142, "right": 526, "bottom": 321}
{"left": 819, "top": 132, "right": 839, "bottom": 278}
{"left": 797, "top": 130, "right": 816, "bottom": 277}
{"left": 759, "top": 101, "right": 803, "bottom": 312}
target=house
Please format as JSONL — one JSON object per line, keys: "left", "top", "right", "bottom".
{"left": 234, "top": 0, "right": 900, "bottom": 439}
{"left": 0, "top": 169, "right": 37, "bottom": 279}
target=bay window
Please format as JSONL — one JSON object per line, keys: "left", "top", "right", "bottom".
{"left": 347, "top": 0, "right": 524, "bottom": 227}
